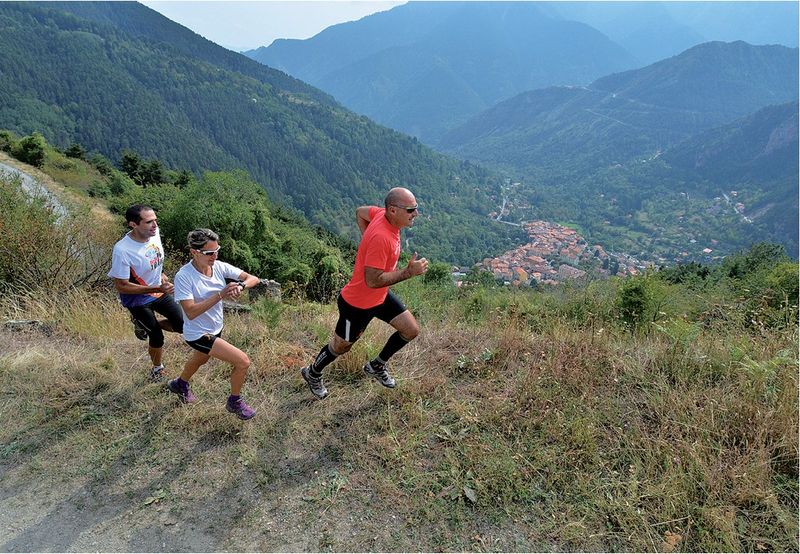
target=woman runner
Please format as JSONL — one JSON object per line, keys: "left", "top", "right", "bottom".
{"left": 169, "top": 229, "right": 261, "bottom": 420}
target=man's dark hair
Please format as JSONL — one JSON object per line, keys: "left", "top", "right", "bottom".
{"left": 125, "top": 204, "right": 154, "bottom": 224}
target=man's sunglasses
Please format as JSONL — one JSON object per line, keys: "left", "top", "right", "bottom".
{"left": 391, "top": 204, "right": 419, "bottom": 214}
{"left": 198, "top": 246, "right": 221, "bottom": 256}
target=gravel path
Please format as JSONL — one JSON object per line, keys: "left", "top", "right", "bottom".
{"left": 0, "top": 161, "right": 68, "bottom": 220}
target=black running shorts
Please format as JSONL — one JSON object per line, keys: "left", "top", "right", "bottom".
{"left": 185, "top": 331, "right": 222, "bottom": 354}
{"left": 335, "top": 291, "right": 406, "bottom": 343}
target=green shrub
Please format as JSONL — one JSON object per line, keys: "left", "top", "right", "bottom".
{"left": 423, "top": 261, "right": 453, "bottom": 285}
{"left": 766, "top": 262, "right": 799, "bottom": 309}
{"left": 615, "top": 277, "right": 650, "bottom": 331}
{"left": 12, "top": 132, "right": 46, "bottom": 167}
{"left": 307, "top": 252, "right": 348, "bottom": 303}
{"left": 278, "top": 261, "right": 313, "bottom": 288}
{"left": 88, "top": 153, "right": 114, "bottom": 176}
{"left": 464, "top": 266, "right": 497, "bottom": 287}
{"left": 722, "top": 242, "right": 788, "bottom": 280}
{"left": 461, "top": 288, "right": 490, "bottom": 322}
{"left": 0, "top": 130, "right": 16, "bottom": 153}
{"left": 87, "top": 180, "right": 110, "bottom": 198}
{"left": 64, "top": 143, "right": 86, "bottom": 160}
{"left": 0, "top": 172, "right": 117, "bottom": 292}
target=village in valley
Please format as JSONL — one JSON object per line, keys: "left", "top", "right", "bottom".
{"left": 461, "top": 220, "right": 645, "bottom": 287}
{"left": 451, "top": 176, "right": 751, "bottom": 288}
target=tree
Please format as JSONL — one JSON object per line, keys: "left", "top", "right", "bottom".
{"left": 13, "top": 132, "right": 46, "bottom": 167}
{"left": 141, "top": 159, "right": 165, "bottom": 187}
{"left": 120, "top": 150, "right": 142, "bottom": 185}
{"left": 171, "top": 169, "right": 193, "bottom": 188}
{"left": 0, "top": 130, "right": 16, "bottom": 153}
{"left": 88, "top": 153, "right": 114, "bottom": 176}
{"left": 64, "top": 143, "right": 86, "bottom": 160}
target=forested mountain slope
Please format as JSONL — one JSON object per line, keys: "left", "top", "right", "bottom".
{"left": 439, "top": 41, "right": 798, "bottom": 176}
{"left": 663, "top": 102, "right": 799, "bottom": 256}
{"left": 438, "top": 42, "right": 798, "bottom": 261}
{"left": 0, "top": 1, "right": 524, "bottom": 264}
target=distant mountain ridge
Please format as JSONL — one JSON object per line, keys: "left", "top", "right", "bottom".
{"left": 245, "top": 1, "right": 797, "bottom": 145}
{"left": 544, "top": 1, "right": 798, "bottom": 67}
{"left": 246, "top": 1, "right": 637, "bottom": 144}
{"left": 439, "top": 41, "right": 799, "bottom": 175}
{"left": 437, "top": 41, "right": 798, "bottom": 260}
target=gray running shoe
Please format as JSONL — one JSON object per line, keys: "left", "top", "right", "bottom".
{"left": 301, "top": 366, "right": 328, "bottom": 399}
{"left": 131, "top": 315, "right": 148, "bottom": 340}
{"left": 149, "top": 364, "right": 166, "bottom": 382}
{"left": 363, "top": 361, "right": 396, "bottom": 388}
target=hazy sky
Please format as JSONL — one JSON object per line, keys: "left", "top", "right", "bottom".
{"left": 142, "top": 1, "right": 405, "bottom": 52}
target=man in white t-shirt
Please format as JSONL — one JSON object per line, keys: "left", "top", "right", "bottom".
{"left": 108, "top": 205, "right": 183, "bottom": 381}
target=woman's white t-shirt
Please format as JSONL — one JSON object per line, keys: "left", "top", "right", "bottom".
{"left": 173, "top": 260, "right": 242, "bottom": 341}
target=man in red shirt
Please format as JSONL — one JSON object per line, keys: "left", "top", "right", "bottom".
{"left": 301, "top": 187, "right": 428, "bottom": 399}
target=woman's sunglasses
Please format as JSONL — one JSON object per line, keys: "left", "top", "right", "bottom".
{"left": 197, "top": 246, "right": 221, "bottom": 256}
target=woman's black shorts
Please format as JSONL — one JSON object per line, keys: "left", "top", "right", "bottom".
{"left": 185, "top": 331, "right": 222, "bottom": 354}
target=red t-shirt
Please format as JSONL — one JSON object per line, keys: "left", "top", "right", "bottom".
{"left": 341, "top": 207, "right": 401, "bottom": 309}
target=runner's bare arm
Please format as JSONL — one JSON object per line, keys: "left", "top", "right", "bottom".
{"left": 356, "top": 206, "right": 371, "bottom": 235}
{"left": 113, "top": 278, "right": 170, "bottom": 295}
{"left": 364, "top": 253, "right": 428, "bottom": 288}
{"left": 235, "top": 272, "right": 261, "bottom": 290}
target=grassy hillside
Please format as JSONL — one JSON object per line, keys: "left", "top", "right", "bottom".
{"left": 0, "top": 1, "right": 524, "bottom": 265}
{"left": 1, "top": 149, "right": 797, "bottom": 551}
{"left": 1, "top": 256, "right": 796, "bottom": 551}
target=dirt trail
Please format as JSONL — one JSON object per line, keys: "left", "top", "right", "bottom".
{"left": 0, "top": 327, "right": 495, "bottom": 553}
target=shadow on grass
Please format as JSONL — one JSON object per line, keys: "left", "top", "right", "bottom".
{"left": 0, "top": 372, "right": 391, "bottom": 552}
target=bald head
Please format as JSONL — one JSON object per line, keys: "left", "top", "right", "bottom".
{"left": 384, "top": 187, "right": 414, "bottom": 209}
{"left": 383, "top": 187, "right": 419, "bottom": 229}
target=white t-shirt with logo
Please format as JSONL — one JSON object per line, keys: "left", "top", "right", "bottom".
{"left": 108, "top": 230, "right": 165, "bottom": 308}
{"left": 173, "top": 260, "right": 243, "bottom": 341}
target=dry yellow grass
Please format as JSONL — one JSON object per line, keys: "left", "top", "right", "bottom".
{"left": 0, "top": 282, "right": 796, "bottom": 552}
